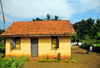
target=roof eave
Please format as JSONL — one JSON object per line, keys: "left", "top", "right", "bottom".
{"left": 0, "top": 34, "right": 76, "bottom": 37}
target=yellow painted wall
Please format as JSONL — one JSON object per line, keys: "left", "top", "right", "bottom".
{"left": 6, "top": 37, "right": 31, "bottom": 57}
{"left": 39, "top": 36, "right": 71, "bottom": 58}
{"left": 6, "top": 36, "right": 71, "bottom": 59}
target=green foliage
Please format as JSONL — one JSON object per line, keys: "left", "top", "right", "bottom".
{"left": 0, "top": 47, "right": 5, "bottom": 53}
{"left": 19, "top": 55, "right": 30, "bottom": 61}
{"left": 38, "top": 59, "right": 48, "bottom": 62}
{"left": 32, "top": 17, "right": 43, "bottom": 21}
{"left": 0, "top": 43, "right": 3, "bottom": 47}
{"left": 46, "top": 14, "right": 51, "bottom": 20}
{"left": 70, "top": 59, "right": 75, "bottom": 63}
{"left": 72, "top": 18, "right": 100, "bottom": 42}
{"left": 0, "top": 53, "right": 3, "bottom": 59}
{"left": 80, "top": 39, "right": 100, "bottom": 53}
{"left": 2, "top": 57, "right": 10, "bottom": 61}
{"left": 0, "top": 29, "right": 4, "bottom": 42}
{"left": 0, "top": 29, "right": 4, "bottom": 34}
{"left": 57, "top": 52, "right": 61, "bottom": 60}
{"left": 32, "top": 14, "right": 60, "bottom": 21}
{"left": 0, "top": 54, "right": 30, "bottom": 68}
{"left": 96, "top": 19, "right": 100, "bottom": 32}
{"left": 95, "top": 32, "right": 100, "bottom": 40}
{"left": 64, "top": 59, "right": 75, "bottom": 63}
{"left": 47, "top": 54, "right": 49, "bottom": 59}
{"left": 0, "top": 37, "right": 4, "bottom": 42}
{"left": 82, "top": 39, "right": 97, "bottom": 46}
{"left": 54, "top": 16, "right": 59, "bottom": 20}
{"left": 53, "top": 59, "right": 60, "bottom": 62}
{"left": 71, "top": 33, "right": 81, "bottom": 42}
{"left": 64, "top": 60, "right": 70, "bottom": 63}
{"left": 38, "top": 59, "right": 60, "bottom": 62}
{"left": 39, "top": 57, "right": 42, "bottom": 61}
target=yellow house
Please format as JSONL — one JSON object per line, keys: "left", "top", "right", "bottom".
{"left": 0, "top": 20, "right": 76, "bottom": 60}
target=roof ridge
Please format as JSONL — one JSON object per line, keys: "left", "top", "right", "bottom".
{"left": 13, "top": 20, "right": 69, "bottom": 23}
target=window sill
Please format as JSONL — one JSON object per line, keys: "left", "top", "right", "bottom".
{"left": 11, "top": 48, "right": 21, "bottom": 50}
{"left": 50, "top": 48, "right": 59, "bottom": 50}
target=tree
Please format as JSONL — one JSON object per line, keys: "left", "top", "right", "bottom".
{"left": 0, "top": 29, "right": 4, "bottom": 42}
{"left": 72, "top": 17, "right": 97, "bottom": 41}
{"left": 46, "top": 14, "right": 51, "bottom": 20}
{"left": 95, "top": 19, "right": 100, "bottom": 32}
{"left": 86, "top": 18, "right": 95, "bottom": 39}
{"left": 95, "top": 32, "right": 100, "bottom": 40}
{"left": 32, "top": 18, "right": 43, "bottom": 21}
{"left": 32, "top": 14, "right": 60, "bottom": 21}
{"left": 54, "top": 16, "right": 59, "bottom": 20}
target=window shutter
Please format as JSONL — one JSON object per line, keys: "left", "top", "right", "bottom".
{"left": 52, "top": 36, "right": 59, "bottom": 49}
{"left": 57, "top": 38, "right": 59, "bottom": 48}
{"left": 11, "top": 39, "right": 16, "bottom": 48}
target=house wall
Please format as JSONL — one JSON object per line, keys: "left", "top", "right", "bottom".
{"left": 39, "top": 36, "right": 71, "bottom": 60}
{"left": 6, "top": 36, "right": 71, "bottom": 59}
{"left": 6, "top": 37, "right": 31, "bottom": 57}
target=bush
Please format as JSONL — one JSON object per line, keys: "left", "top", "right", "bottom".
{"left": 39, "top": 57, "right": 42, "bottom": 61}
{"left": 38, "top": 58, "right": 60, "bottom": 62}
{"left": 53, "top": 59, "right": 60, "bottom": 62}
{"left": 0, "top": 47, "right": 5, "bottom": 53}
{"left": 47, "top": 59, "right": 54, "bottom": 62}
{"left": 38, "top": 59, "right": 48, "bottom": 62}
{"left": 20, "top": 55, "right": 30, "bottom": 61}
{"left": 64, "top": 60, "right": 70, "bottom": 63}
{"left": 0, "top": 54, "right": 30, "bottom": 68}
{"left": 70, "top": 59, "right": 75, "bottom": 63}
{"left": 47, "top": 54, "right": 49, "bottom": 59}
{"left": 0, "top": 53, "right": 3, "bottom": 59}
{"left": 0, "top": 43, "right": 3, "bottom": 47}
{"left": 57, "top": 52, "right": 61, "bottom": 60}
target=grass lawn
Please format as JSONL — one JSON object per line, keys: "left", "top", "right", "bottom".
{"left": 24, "top": 46, "right": 100, "bottom": 68}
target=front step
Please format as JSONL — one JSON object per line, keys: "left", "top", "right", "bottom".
{"left": 30, "top": 57, "right": 39, "bottom": 61}
{"left": 28, "top": 60, "right": 37, "bottom": 62}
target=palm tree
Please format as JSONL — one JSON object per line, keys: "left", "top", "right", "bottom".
{"left": 46, "top": 14, "right": 51, "bottom": 20}
{"left": 54, "top": 16, "right": 59, "bottom": 20}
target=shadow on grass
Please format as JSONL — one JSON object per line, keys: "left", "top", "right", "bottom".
{"left": 73, "top": 52, "right": 86, "bottom": 54}
{"left": 79, "top": 47, "right": 100, "bottom": 54}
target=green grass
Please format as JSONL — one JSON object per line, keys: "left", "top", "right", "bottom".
{"left": 24, "top": 46, "right": 100, "bottom": 68}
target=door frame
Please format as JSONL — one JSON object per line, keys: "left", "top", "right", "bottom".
{"left": 31, "top": 38, "right": 38, "bottom": 57}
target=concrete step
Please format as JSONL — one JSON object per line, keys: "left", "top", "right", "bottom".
{"left": 30, "top": 57, "right": 39, "bottom": 61}
{"left": 28, "top": 60, "right": 37, "bottom": 63}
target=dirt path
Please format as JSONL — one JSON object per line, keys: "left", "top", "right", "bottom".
{"left": 24, "top": 46, "right": 100, "bottom": 68}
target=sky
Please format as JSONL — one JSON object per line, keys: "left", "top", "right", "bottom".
{"left": 0, "top": 0, "right": 100, "bottom": 30}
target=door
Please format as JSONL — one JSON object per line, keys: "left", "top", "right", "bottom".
{"left": 31, "top": 38, "right": 38, "bottom": 57}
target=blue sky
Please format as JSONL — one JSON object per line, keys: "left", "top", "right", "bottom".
{"left": 0, "top": 0, "right": 100, "bottom": 30}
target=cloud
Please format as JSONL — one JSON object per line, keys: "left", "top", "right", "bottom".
{"left": 96, "top": 7, "right": 100, "bottom": 12}
{"left": 67, "top": 0, "right": 100, "bottom": 13}
{"left": 0, "top": 0, "right": 100, "bottom": 23}
{"left": 1, "top": 0, "right": 75, "bottom": 20}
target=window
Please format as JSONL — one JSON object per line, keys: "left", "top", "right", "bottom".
{"left": 52, "top": 36, "right": 59, "bottom": 49}
{"left": 10, "top": 37, "right": 20, "bottom": 49}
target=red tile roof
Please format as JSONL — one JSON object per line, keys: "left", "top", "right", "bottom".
{"left": 1, "top": 20, "right": 76, "bottom": 37}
